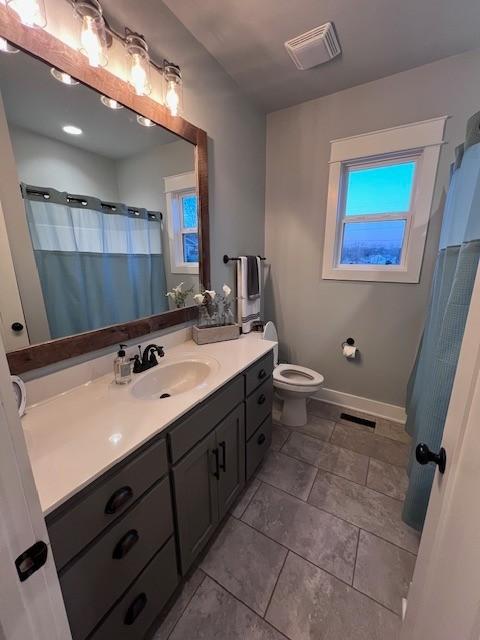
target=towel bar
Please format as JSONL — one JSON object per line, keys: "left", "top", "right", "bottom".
{"left": 223, "top": 254, "right": 266, "bottom": 264}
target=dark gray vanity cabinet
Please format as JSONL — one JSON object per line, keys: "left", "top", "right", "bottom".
{"left": 46, "top": 349, "right": 273, "bottom": 640}
{"left": 173, "top": 404, "right": 245, "bottom": 575}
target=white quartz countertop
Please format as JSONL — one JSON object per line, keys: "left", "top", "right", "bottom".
{"left": 22, "top": 334, "right": 276, "bottom": 516}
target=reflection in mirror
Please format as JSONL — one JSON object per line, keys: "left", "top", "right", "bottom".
{"left": 0, "top": 49, "right": 200, "bottom": 352}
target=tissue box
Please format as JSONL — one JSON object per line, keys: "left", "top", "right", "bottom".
{"left": 192, "top": 323, "right": 240, "bottom": 345}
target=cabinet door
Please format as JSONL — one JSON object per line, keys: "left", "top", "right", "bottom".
{"left": 173, "top": 432, "right": 219, "bottom": 575}
{"left": 216, "top": 404, "right": 246, "bottom": 520}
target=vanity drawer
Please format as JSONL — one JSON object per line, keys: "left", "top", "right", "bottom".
{"left": 246, "top": 415, "right": 272, "bottom": 480}
{"left": 245, "top": 351, "right": 274, "bottom": 396}
{"left": 89, "top": 537, "right": 178, "bottom": 640}
{"left": 168, "top": 375, "right": 244, "bottom": 463}
{"left": 47, "top": 438, "right": 168, "bottom": 571}
{"left": 245, "top": 378, "right": 273, "bottom": 440}
{"left": 60, "top": 476, "right": 174, "bottom": 640}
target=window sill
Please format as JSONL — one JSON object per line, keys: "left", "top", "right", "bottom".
{"left": 171, "top": 264, "right": 199, "bottom": 275}
{"left": 322, "top": 265, "right": 420, "bottom": 283}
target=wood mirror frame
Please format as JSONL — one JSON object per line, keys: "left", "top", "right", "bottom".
{"left": 0, "top": 7, "right": 210, "bottom": 375}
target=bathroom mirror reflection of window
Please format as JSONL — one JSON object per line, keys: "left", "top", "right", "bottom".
{"left": 0, "top": 49, "right": 201, "bottom": 349}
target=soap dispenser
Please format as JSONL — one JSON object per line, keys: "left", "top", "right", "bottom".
{"left": 114, "top": 344, "right": 132, "bottom": 385}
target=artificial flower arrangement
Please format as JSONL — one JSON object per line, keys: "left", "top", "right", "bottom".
{"left": 192, "top": 284, "right": 239, "bottom": 344}
{"left": 166, "top": 282, "right": 194, "bottom": 308}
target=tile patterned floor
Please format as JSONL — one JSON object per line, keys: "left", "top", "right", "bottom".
{"left": 153, "top": 405, "right": 418, "bottom": 640}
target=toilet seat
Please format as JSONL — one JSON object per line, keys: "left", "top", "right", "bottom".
{"left": 273, "top": 364, "right": 324, "bottom": 388}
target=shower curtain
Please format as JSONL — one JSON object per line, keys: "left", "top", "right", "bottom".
{"left": 403, "top": 112, "right": 480, "bottom": 530}
{"left": 23, "top": 185, "right": 168, "bottom": 339}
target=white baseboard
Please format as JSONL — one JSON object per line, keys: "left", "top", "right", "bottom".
{"left": 311, "top": 387, "right": 406, "bottom": 424}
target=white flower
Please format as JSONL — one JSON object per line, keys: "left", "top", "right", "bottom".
{"left": 173, "top": 282, "right": 184, "bottom": 293}
{"left": 222, "top": 284, "right": 231, "bottom": 298}
{"left": 166, "top": 291, "right": 174, "bottom": 298}
{"left": 205, "top": 290, "right": 216, "bottom": 300}
{"left": 193, "top": 293, "right": 204, "bottom": 304}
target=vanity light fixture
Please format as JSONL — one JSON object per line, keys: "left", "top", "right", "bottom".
{"left": 125, "top": 31, "right": 151, "bottom": 97}
{"left": 136, "top": 115, "right": 155, "bottom": 128}
{"left": 74, "top": 0, "right": 109, "bottom": 68}
{"left": 63, "top": 124, "right": 83, "bottom": 135}
{"left": 6, "top": 0, "right": 47, "bottom": 28}
{"left": 164, "top": 63, "right": 183, "bottom": 117}
{"left": 100, "top": 95, "right": 123, "bottom": 110}
{"left": 0, "top": 37, "right": 19, "bottom": 53}
{"left": 51, "top": 67, "right": 79, "bottom": 85}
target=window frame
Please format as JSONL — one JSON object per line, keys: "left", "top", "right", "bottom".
{"left": 322, "top": 117, "right": 447, "bottom": 283}
{"left": 164, "top": 171, "right": 199, "bottom": 275}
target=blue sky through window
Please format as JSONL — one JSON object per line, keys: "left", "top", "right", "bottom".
{"left": 182, "top": 194, "right": 198, "bottom": 228}
{"left": 345, "top": 162, "right": 416, "bottom": 216}
{"left": 340, "top": 220, "right": 406, "bottom": 265}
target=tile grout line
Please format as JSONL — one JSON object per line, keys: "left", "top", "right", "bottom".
{"left": 161, "top": 571, "right": 207, "bottom": 640}
{"left": 262, "top": 549, "right": 290, "bottom": 622}
{"left": 204, "top": 574, "right": 292, "bottom": 640}
{"left": 251, "top": 477, "right": 419, "bottom": 556}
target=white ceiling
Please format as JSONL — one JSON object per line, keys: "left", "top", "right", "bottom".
{"left": 0, "top": 50, "right": 181, "bottom": 159}
{"left": 162, "top": 0, "right": 480, "bottom": 112}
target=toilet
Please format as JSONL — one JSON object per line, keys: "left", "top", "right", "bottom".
{"left": 263, "top": 321, "right": 324, "bottom": 427}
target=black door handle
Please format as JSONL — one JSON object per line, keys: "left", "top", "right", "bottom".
{"left": 212, "top": 448, "right": 220, "bottom": 479}
{"left": 219, "top": 441, "right": 226, "bottom": 472}
{"left": 258, "top": 369, "right": 267, "bottom": 380}
{"left": 124, "top": 593, "right": 147, "bottom": 625}
{"left": 415, "top": 443, "right": 447, "bottom": 474}
{"left": 11, "top": 322, "right": 24, "bottom": 332}
{"left": 112, "top": 529, "right": 139, "bottom": 559}
{"left": 105, "top": 486, "right": 133, "bottom": 514}
{"left": 257, "top": 394, "right": 266, "bottom": 405}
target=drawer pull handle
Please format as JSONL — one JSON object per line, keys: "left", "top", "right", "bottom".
{"left": 257, "top": 433, "right": 266, "bottom": 445}
{"left": 112, "top": 529, "right": 139, "bottom": 560}
{"left": 124, "top": 592, "right": 147, "bottom": 626}
{"left": 258, "top": 369, "right": 267, "bottom": 380}
{"left": 219, "top": 441, "right": 227, "bottom": 472}
{"left": 212, "top": 448, "right": 220, "bottom": 479}
{"left": 105, "top": 486, "right": 133, "bottom": 515}
{"left": 257, "top": 394, "right": 266, "bottom": 405}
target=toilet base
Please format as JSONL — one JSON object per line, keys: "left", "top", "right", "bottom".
{"left": 279, "top": 394, "right": 308, "bottom": 427}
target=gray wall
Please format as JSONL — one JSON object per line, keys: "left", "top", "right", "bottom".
{"left": 265, "top": 48, "right": 480, "bottom": 407}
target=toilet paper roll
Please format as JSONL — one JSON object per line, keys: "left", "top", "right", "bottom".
{"left": 343, "top": 344, "right": 357, "bottom": 359}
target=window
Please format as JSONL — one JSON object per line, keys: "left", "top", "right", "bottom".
{"left": 164, "top": 172, "right": 199, "bottom": 274}
{"left": 322, "top": 117, "right": 447, "bottom": 283}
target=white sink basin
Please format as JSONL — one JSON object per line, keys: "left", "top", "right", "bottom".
{"left": 130, "top": 355, "right": 219, "bottom": 400}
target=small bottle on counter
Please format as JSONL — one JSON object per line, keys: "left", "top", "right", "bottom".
{"left": 114, "top": 344, "right": 132, "bottom": 385}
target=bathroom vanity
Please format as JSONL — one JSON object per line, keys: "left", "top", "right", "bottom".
{"left": 23, "top": 338, "right": 274, "bottom": 640}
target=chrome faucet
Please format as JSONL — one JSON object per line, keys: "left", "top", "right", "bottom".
{"left": 131, "top": 344, "right": 165, "bottom": 374}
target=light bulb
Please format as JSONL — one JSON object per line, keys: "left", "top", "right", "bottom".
{"left": 130, "top": 53, "right": 148, "bottom": 96}
{"left": 0, "top": 37, "right": 19, "bottom": 53}
{"left": 136, "top": 115, "right": 155, "bottom": 128}
{"left": 100, "top": 95, "right": 123, "bottom": 110}
{"left": 7, "top": 0, "right": 46, "bottom": 28}
{"left": 81, "top": 15, "right": 102, "bottom": 67}
{"left": 51, "top": 67, "right": 79, "bottom": 85}
{"left": 165, "top": 81, "right": 180, "bottom": 117}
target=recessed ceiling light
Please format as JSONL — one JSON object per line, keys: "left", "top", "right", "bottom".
{"left": 100, "top": 95, "right": 123, "bottom": 110}
{"left": 0, "top": 37, "right": 19, "bottom": 54}
{"left": 63, "top": 125, "right": 83, "bottom": 136}
{"left": 51, "top": 67, "right": 79, "bottom": 85}
{"left": 136, "top": 115, "right": 155, "bottom": 128}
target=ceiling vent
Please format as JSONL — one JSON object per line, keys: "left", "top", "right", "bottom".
{"left": 285, "top": 22, "right": 341, "bottom": 70}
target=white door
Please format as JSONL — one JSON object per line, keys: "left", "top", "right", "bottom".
{"left": 401, "top": 262, "right": 480, "bottom": 640}
{"left": 0, "top": 201, "right": 29, "bottom": 351}
{"left": 0, "top": 335, "right": 71, "bottom": 639}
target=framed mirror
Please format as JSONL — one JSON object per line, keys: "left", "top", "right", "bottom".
{"left": 0, "top": 8, "right": 209, "bottom": 374}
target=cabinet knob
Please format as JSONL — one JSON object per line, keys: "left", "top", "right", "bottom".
{"left": 258, "top": 369, "right": 267, "bottom": 380}
{"left": 257, "top": 433, "right": 266, "bottom": 445}
{"left": 11, "top": 322, "right": 24, "bottom": 333}
{"left": 105, "top": 486, "right": 133, "bottom": 514}
{"left": 257, "top": 394, "right": 266, "bottom": 405}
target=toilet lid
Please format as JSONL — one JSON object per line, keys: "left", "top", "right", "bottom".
{"left": 273, "top": 364, "right": 324, "bottom": 387}
{"left": 263, "top": 321, "right": 279, "bottom": 366}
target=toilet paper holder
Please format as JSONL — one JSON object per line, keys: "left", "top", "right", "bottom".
{"left": 341, "top": 338, "right": 355, "bottom": 348}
